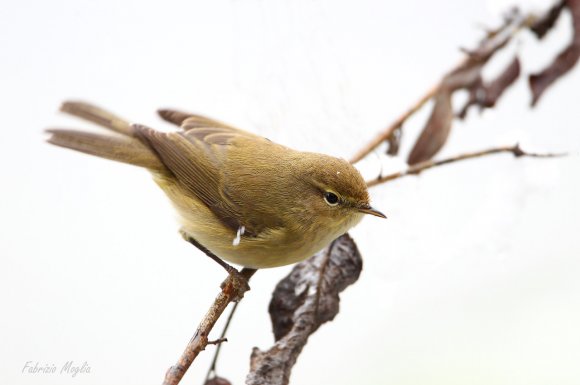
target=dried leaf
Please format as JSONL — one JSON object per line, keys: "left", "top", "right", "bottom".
{"left": 407, "top": 90, "right": 454, "bottom": 165}
{"left": 459, "top": 56, "right": 521, "bottom": 118}
{"left": 386, "top": 126, "right": 402, "bottom": 156}
{"left": 443, "top": 61, "right": 485, "bottom": 91}
{"left": 530, "top": 0, "right": 580, "bottom": 106}
{"left": 442, "top": 12, "right": 522, "bottom": 91}
{"left": 530, "top": 0, "right": 566, "bottom": 39}
{"left": 480, "top": 56, "right": 521, "bottom": 106}
{"left": 404, "top": 15, "right": 523, "bottom": 165}
{"left": 458, "top": 76, "right": 484, "bottom": 119}
{"left": 205, "top": 376, "right": 232, "bottom": 385}
{"left": 269, "top": 233, "right": 362, "bottom": 340}
{"left": 247, "top": 234, "right": 362, "bottom": 385}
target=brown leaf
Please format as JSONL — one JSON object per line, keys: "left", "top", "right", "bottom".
{"left": 442, "top": 12, "right": 522, "bottom": 91}
{"left": 247, "top": 234, "right": 362, "bottom": 385}
{"left": 530, "top": 0, "right": 580, "bottom": 106}
{"left": 205, "top": 377, "right": 232, "bottom": 385}
{"left": 403, "top": 12, "right": 529, "bottom": 164}
{"left": 269, "top": 233, "right": 362, "bottom": 341}
{"left": 407, "top": 90, "right": 454, "bottom": 165}
{"left": 386, "top": 126, "right": 403, "bottom": 156}
{"left": 459, "top": 56, "right": 521, "bottom": 118}
{"left": 481, "top": 56, "right": 521, "bottom": 106}
{"left": 530, "top": 0, "right": 566, "bottom": 39}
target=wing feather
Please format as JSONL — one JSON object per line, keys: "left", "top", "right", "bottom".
{"left": 157, "top": 108, "right": 236, "bottom": 130}
{"left": 135, "top": 114, "right": 279, "bottom": 238}
{"left": 133, "top": 124, "right": 247, "bottom": 234}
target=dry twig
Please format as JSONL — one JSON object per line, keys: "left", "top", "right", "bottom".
{"left": 207, "top": 338, "right": 228, "bottom": 346}
{"left": 349, "top": 10, "right": 532, "bottom": 164}
{"left": 366, "top": 144, "right": 566, "bottom": 187}
{"left": 350, "top": 1, "right": 579, "bottom": 165}
{"left": 162, "top": 268, "right": 256, "bottom": 385}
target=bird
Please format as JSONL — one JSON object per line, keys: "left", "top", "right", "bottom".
{"left": 46, "top": 101, "right": 385, "bottom": 270}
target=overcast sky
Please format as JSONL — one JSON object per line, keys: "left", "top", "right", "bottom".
{"left": 1, "top": 0, "right": 579, "bottom": 384}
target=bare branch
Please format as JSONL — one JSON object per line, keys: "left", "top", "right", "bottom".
{"left": 162, "top": 268, "right": 256, "bottom": 385}
{"left": 349, "top": 10, "right": 533, "bottom": 164}
{"left": 366, "top": 144, "right": 566, "bottom": 187}
{"left": 349, "top": 84, "right": 438, "bottom": 164}
{"left": 207, "top": 338, "right": 228, "bottom": 346}
{"left": 458, "top": 56, "right": 521, "bottom": 119}
{"left": 246, "top": 234, "right": 362, "bottom": 385}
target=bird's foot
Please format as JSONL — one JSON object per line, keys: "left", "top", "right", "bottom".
{"left": 179, "top": 228, "right": 252, "bottom": 301}
{"left": 220, "top": 267, "right": 251, "bottom": 302}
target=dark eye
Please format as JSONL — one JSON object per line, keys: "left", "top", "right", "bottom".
{"left": 323, "top": 191, "right": 339, "bottom": 206}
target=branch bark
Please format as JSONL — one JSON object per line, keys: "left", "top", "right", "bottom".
{"left": 162, "top": 268, "right": 256, "bottom": 385}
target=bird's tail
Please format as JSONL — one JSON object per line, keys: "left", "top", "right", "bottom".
{"left": 46, "top": 101, "right": 166, "bottom": 172}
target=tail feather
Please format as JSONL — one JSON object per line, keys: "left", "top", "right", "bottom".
{"left": 46, "top": 128, "right": 166, "bottom": 172}
{"left": 60, "top": 101, "right": 134, "bottom": 136}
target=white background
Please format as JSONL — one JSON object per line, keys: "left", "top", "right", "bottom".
{"left": 1, "top": 0, "right": 579, "bottom": 384}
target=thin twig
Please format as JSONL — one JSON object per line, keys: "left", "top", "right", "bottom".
{"left": 366, "top": 144, "right": 566, "bottom": 187}
{"left": 349, "top": 85, "right": 439, "bottom": 164}
{"left": 207, "top": 338, "right": 228, "bottom": 346}
{"left": 349, "top": 11, "right": 535, "bottom": 164}
{"left": 204, "top": 301, "right": 241, "bottom": 383}
{"left": 162, "top": 268, "right": 257, "bottom": 385}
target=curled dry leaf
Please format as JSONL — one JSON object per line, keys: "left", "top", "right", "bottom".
{"left": 405, "top": 11, "right": 526, "bottom": 165}
{"left": 205, "top": 376, "right": 232, "bottom": 385}
{"left": 386, "top": 126, "right": 403, "bottom": 156}
{"left": 246, "top": 234, "right": 362, "bottom": 385}
{"left": 407, "top": 90, "right": 454, "bottom": 165}
{"left": 530, "top": 0, "right": 580, "bottom": 106}
{"left": 459, "top": 56, "right": 521, "bottom": 119}
{"left": 530, "top": 0, "right": 566, "bottom": 39}
{"left": 351, "top": 9, "right": 544, "bottom": 164}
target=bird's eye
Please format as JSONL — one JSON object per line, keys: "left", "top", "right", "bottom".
{"left": 323, "top": 191, "right": 339, "bottom": 206}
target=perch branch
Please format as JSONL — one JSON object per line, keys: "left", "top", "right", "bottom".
{"left": 162, "top": 267, "right": 257, "bottom": 385}
{"left": 366, "top": 143, "right": 566, "bottom": 187}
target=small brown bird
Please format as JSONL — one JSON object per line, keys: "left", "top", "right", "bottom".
{"left": 47, "top": 101, "right": 384, "bottom": 269}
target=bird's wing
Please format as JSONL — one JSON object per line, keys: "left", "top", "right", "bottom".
{"left": 158, "top": 108, "right": 236, "bottom": 130}
{"left": 133, "top": 123, "right": 272, "bottom": 237}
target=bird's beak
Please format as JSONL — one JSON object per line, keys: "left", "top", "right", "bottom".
{"left": 358, "top": 204, "right": 387, "bottom": 218}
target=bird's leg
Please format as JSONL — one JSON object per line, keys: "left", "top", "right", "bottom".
{"left": 179, "top": 229, "right": 256, "bottom": 301}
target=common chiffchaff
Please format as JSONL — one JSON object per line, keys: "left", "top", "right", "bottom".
{"left": 47, "top": 101, "right": 385, "bottom": 269}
